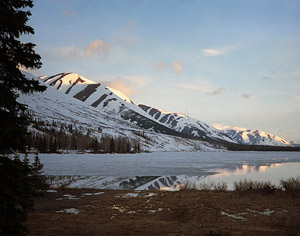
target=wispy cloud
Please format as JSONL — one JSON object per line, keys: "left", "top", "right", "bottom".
{"left": 241, "top": 94, "right": 252, "bottom": 99}
{"left": 202, "top": 45, "right": 240, "bottom": 57}
{"left": 202, "top": 49, "right": 226, "bottom": 57}
{"left": 172, "top": 60, "right": 184, "bottom": 74}
{"left": 296, "top": 96, "right": 300, "bottom": 101}
{"left": 175, "top": 81, "right": 214, "bottom": 93}
{"left": 211, "top": 87, "right": 224, "bottom": 96}
{"left": 62, "top": 9, "right": 75, "bottom": 18}
{"left": 102, "top": 76, "right": 148, "bottom": 97}
{"left": 84, "top": 39, "right": 110, "bottom": 59}
{"left": 262, "top": 70, "right": 276, "bottom": 80}
{"left": 154, "top": 62, "right": 167, "bottom": 70}
{"left": 111, "top": 20, "right": 137, "bottom": 48}
{"left": 50, "top": 39, "right": 110, "bottom": 60}
{"left": 154, "top": 60, "right": 184, "bottom": 74}
{"left": 105, "top": 80, "right": 134, "bottom": 97}
{"left": 262, "top": 75, "right": 274, "bottom": 80}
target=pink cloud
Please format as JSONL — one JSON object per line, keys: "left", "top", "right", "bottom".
{"left": 172, "top": 60, "right": 184, "bottom": 74}
{"left": 84, "top": 39, "right": 110, "bottom": 59}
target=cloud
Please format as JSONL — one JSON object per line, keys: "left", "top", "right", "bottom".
{"left": 154, "top": 62, "right": 167, "bottom": 70}
{"left": 202, "top": 49, "right": 226, "bottom": 57}
{"left": 175, "top": 82, "right": 213, "bottom": 93}
{"left": 102, "top": 76, "right": 148, "bottom": 97}
{"left": 262, "top": 70, "right": 276, "bottom": 80}
{"left": 111, "top": 20, "right": 136, "bottom": 48}
{"left": 84, "top": 39, "right": 110, "bottom": 58}
{"left": 172, "top": 60, "right": 184, "bottom": 74}
{"left": 153, "top": 61, "right": 183, "bottom": 74}
{"left": 211, "top": 87, "right": 224, "bottom": 96}
{"left": 262, "top": 75, "right": 274, "bottom": 80}
{"left": 62, "top": 9, "right": 75, "bottom": 18}
{"left": 105, "top": 80, "right": 134, "bottom": 97}
{"left": 296, "top": 96, "right": 300, "bottom": 101}
{"left": 60, "top": 46, "right": 81, "bottom": 59}
{"left": 48, "top": 39, "right": 110, "bottom": 61}
{"left": 241, "top": 94, "right": 252, "bottom": 99}
{"left": 176, "top": 81, "right": 225, "bottom": 96}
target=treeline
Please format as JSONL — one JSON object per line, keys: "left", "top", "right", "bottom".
{"left": 26, "top": 119, "right": 140, "bottom": 153}
{"left": 226, "top": 143, "right": 300, "bottom": 152}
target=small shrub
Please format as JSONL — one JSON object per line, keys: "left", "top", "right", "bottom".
{"left": 233, "top": 179, "right": 276, "bottom": 194}
{"left": 280, "top": 176, "right": 300, "bottom": 192}
{"left": 233, "top": 179, "right": 254, "bottom": 191}
{"left": 180, "top": 180, "right": 228, "bottom": 191}
{"left": 180, "top": 181, "right": 197, "bottom": 190}
{"left": 213, "top": 182, "right": 228, "bottom": 191}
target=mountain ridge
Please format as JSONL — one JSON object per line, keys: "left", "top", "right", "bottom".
{"left": 38, "top": 72, "right": 237, "bottom": 144}
{"left": 20, "top": 71, "right": 293, "bottom": 148}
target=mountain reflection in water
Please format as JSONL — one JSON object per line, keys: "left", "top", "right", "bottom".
{"left": 214, "top": 163, "right": 283, "bottom": 176}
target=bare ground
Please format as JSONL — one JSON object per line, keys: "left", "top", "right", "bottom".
{"left": 27, "top": 188, "right": 300, "bottom": 236}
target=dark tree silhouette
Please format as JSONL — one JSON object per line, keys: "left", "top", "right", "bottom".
{"left": 0, "top": 0, "right": 46, "bottom": 153}
{"left": 0, "top": 1, "right": 46, "bottom": 235}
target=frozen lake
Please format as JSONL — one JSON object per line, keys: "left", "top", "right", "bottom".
{"left": 26, "top": 151, "right": 300, "bottom": 190}
{"left": 28, "top": 151, "right": 300, "bottom": 176}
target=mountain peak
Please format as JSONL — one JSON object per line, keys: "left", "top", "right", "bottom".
{"left": 223, "top": 127, "right": 290, "bottom": 146}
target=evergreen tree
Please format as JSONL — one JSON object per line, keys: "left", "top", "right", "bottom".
{"left": 32, "top": 152, "right": 43, "bottom": 176}
{"left": 0, "top": 0, "right": 46, "bottom": 153}
{"left": 0, "top": 155, "right": 47, "bottom": 236}
{"left": 110, "top": 138, "right": 115, "bottom": 153}
{"left": 31, "top": 152, "right": 46, "bottom": 192}
{"left": 0, "top": 1, "right": 47, "bottom": 235}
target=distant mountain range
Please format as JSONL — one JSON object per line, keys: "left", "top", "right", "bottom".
{"left": 221, "top": 127, "right": 290, "bottom": 147}
{"left": 18, "top": 71, "right": 294, "bottom": 149}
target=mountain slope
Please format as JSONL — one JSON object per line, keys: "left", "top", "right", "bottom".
{"left": 40, "top": 72, "right": 235, "bottom": 144}
{"left": 222, "top": 127, "right": 290, "bottom": 146}
{"left": 18, "top": 71, "right": 217, "bottom": 152}
{"left": 22, "top": 71, "right": 291, "bottom": 148}
{"left": 138, "top": 104, "right": 235, "bottom": 143}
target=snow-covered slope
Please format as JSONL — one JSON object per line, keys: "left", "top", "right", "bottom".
{"left": 290, "top": 141, "right": 300, "bottom": 147}
{"left": 138, "top": 104, "right": 235, "bottom": 143}
{"left": 18, "top": 72, "right": 217, "bottom": 152}
{"left": 41, "top": 72, "right": 140, "bottom": 114}
{"left": 40, "top": 72, "right": 236, "bottom": 144}
{"left": 40, "top": 73, "right": 197, "bottom": 137}
{"left": 222, "top": 127, "right": 290, "bottom": 146}
{"left": 20, "top": 71, "right": 290, "bottom": 148}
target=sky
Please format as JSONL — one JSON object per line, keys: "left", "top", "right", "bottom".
{"left": 25, "top": 0, "right": 300, "bottom": 141}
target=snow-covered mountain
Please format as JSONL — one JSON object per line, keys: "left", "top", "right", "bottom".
{"left": 221, "top": 127, "right": 290, "bottom": 146}
{"left": 19, "top": 71, "right": 292, "bottom": 148}
{"left": 18, "top": 71, "right": 217, "bottom": 152}
{"left": 138, "top": 104, "right": 235, "bottom": 143}
{"left": 290, "top": 141, "right": 300, "bottom": 147}
{"left": 39, "top": 72, "right": 235, "bottom": 144}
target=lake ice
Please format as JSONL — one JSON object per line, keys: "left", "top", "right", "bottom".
{"left": 26, "top": 151, "right": 300, "bottom": 190}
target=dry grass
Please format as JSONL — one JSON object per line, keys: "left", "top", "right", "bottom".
{"left": 233, "top": 179, "right": 277, "bottom": 194}
{"left": 181, "top": 180, "right": 228, "bottom": 191}
{"left": 27, "top": 188, "right": 300, "bottom": 236}
{"left": 280, "top": 176, "right": 300, "bottom": 192}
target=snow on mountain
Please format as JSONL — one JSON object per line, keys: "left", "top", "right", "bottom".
{"left": 290, "top": 141, "right": 300, "bottom": 147}
{"left": 19, "top": 71, "right": 291, "bottom": 148}
{"left": 39, "top": 73, "right": 195, "bottom": 137}
{"left": 39, "top": 72, "right": 237, "bottom": 144}
{"left": 138, "top": 104, "right": 235, "bottom": 143}
{"left": 18, "top": 72, "right": 217, "bottom": 152}
{"left": 221, "top": 127, "right": 290, "bottom": 146}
